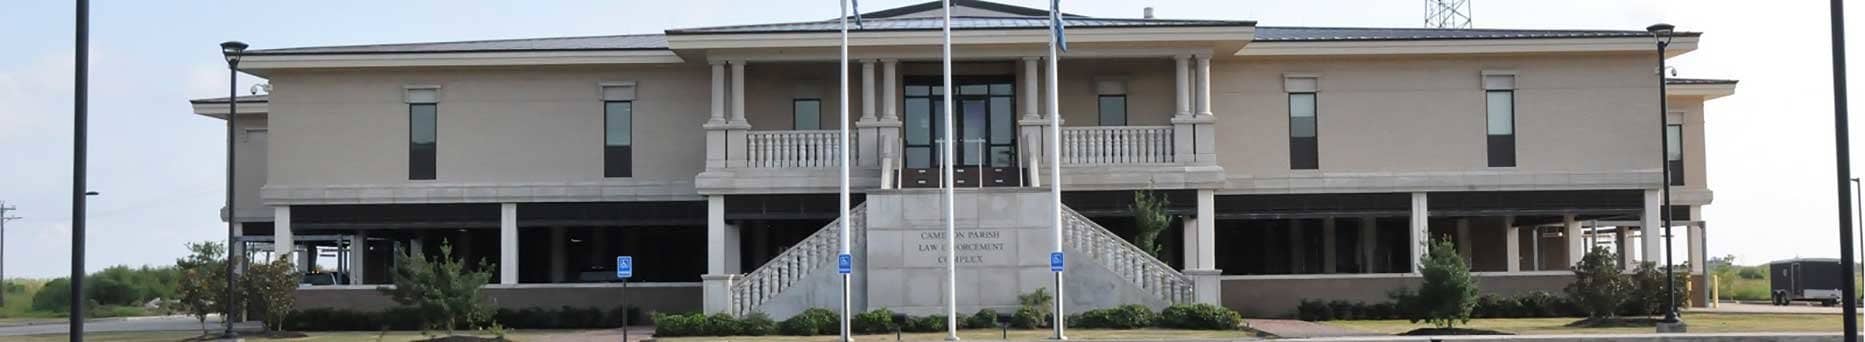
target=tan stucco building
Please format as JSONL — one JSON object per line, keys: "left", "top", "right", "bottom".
{"left": 189, "top": 0, "right": 1736, "bottom": 317}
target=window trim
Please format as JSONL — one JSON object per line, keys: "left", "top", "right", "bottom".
{"left": 1485, "top": 88, "right": 1517, "bottom": 168}
{"left": 604, "top": 100, "right": 634, "bottom": 178}
{"left": 408, "top": 102, "right": 438, "bottom": 180}
{"left": 1288, "top": 91, "right": 1319, "bottom": 170}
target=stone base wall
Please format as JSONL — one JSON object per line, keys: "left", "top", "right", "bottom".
{"left": 296, "top": 283, "right": 702, "bottom": 315}
{"left": 1219, "top": 272, "right": 1575, "bottom": 317}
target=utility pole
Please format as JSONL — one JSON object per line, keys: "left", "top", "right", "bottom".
{"left": 0, "top": 202, "right": 16, "bottom": 308}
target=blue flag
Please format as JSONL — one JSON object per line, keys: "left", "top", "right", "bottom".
{"left": 1050, "top": 0, "right": 1066, "bottom": 52}
{"left": 852, "top": 0, "right": 863, "bottom": 28}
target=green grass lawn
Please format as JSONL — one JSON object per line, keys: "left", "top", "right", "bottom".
{"left": 1327, "top": 313, "right": 1846, "bottom": 335}
{"left": 10, "top": 330, "right": 576, "bottom": 342}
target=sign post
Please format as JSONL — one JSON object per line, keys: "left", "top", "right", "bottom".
{"left": 616, "top": 256, "right": 633, "bottom": 341}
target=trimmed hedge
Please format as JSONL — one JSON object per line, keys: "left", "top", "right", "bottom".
{"left": 1298, "top": 291, "right": 1584, "bottom": 322}
{"left": 1158, "top": 303, "right": 1243, "bottom": 330}
{"left": 1070, "top": 304, "right": 1154, "bottom": 329}
{"left": 288, "top": 306, "right": 645, "bottom": 331}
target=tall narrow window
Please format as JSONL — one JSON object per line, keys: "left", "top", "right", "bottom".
{"left": 1285, "top": 75, "right": 1319, "bottom": 170}
{"left": 602, "top": 82, "right": 637, "bottom": 178}
{"left": 406, "top": 87, "right": 438, "bottom": 180}
{"left": 1096, "top": 80, "right": 1127, "bottom": 126}
{"left": 1484, "top": 73, "right": 1517, "bottom": 167}
{"left": 793, "top": 99, "right": 822, "bottom": 130}
{"left": 1667, "top": 123, "right": 1684, "bottom": 186}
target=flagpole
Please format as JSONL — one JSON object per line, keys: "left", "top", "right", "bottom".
{"left": 941, "top": 0, "right": 960, "bottom": 340}
{"left": 1047, "top": 0, "right": 1067, "bottom": 339}
{"left": 838, "top": 0, "right": 854, "bottom": 341}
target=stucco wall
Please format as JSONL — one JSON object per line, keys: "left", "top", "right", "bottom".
{"left": 1212, "top": 53, "right": 1661, "bottom": 180}
{"left": 266, "top": 65, "right": 709, "bottom": 188}
{"left": 232, "top": 116, "right": 270, "bottom": 222}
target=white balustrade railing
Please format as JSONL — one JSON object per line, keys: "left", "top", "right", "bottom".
{"left": 1060, "top": 126, "right": 1174, "bottom": 165}
{"left": 731, "top": 205, "right": 866, "bottom": 316}
{"left": 746, "top": 130, "right": 854, "bottom": 168}
{"left": 1062, "top": 207, "right": 1195, "bottom": 304}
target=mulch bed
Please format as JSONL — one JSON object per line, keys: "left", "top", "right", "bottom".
{"left": 1398, "top": 328, "right": 1513, "bottom": 336}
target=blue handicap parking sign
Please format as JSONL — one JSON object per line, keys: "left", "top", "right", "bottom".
{"left": 1050, "top": 252, "right": 1065, "bottom": 272}
{"left": 838, "top": 254, "right": 853, "bottom": 274}
{"left": 616, "top": 256, "right": 634, "bottom": 279}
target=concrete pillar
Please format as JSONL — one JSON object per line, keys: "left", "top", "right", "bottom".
{"left": 709, "top": 61, "right": 727, "bottom": 125}
{"left": 1322, "top": 218, "right": 1337, "bottom": 274}
{"left": 499, "top": 203, "right": 518, "bottom": 284}
{"left": 857, "top": 60, "right": 880, "bottom": 168}
{"left": 875, "top": 59, "right": 903, "bottom": 172}
{"left": 730, "top": 60, "right": 747, "bottom": 125}
{"left": 1616, "top": 228, "right": 1636, "bottom": 268}
{"left": 273, "top": 206, "right": 293, "bottom": 257}
{"left": 350, "top": 231, "right": 367, "bottom": 285}
{"left": 1189, "top": 189, "right": 1221, "bottom": 305}
{"left": 1409, "top": 193, "right": 1428, "bottom": 273}
{"left": 1506, "top": 222, "right": 1521, "bottom": 272}
{"left": 1018, "top": 57, "right": 1046, "bottom": 170}
{"left": 1195, "top": 54, "right": 1212, "bottom": 118}
{"left": 549, "top": 227, "right": 567, "bottom": 283}
{"left": 1181, "top": 217, "right": 1200, "bottom": 269}
{"left": 1191, "top": 55, "right": 1216, "bottom": 164}
{"left": 1360, "top": 218, "right": 1377, "bottom": 273}
{"left": 1565, "top": 215, "right": 1584, "bottom": 268}
{"left": 1024, "top": 57, "right": 1043, "bottom": 121}
{"left": 1642, "top": 189, "right": 1663, "bottom": 265}
{"left": 1455, "top": 218, "right": 1472, "bottom": 264}
{"left": 703, "top": 195, "right": 735, "bottom": 313}
{"left": 1171, "top": 55, "right": 1194, "bottom": 163}
{"left": 860, "top": 59, "right": 877, "bottom": 122}
{"left": 1692, "top": 221, "right": 1710, "bottom": 307}
{"left": 1174, "top": 55, "right": 1191, "bottom": 118}
{"left": 1289, "top": 220, "right": 1306, "bottom": 273}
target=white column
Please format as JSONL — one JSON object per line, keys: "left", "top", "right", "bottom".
{"left": 1187, "top": 189, "right": 1221, "bottom": 305}
{"left": 1642, "top": 189, "right": 1663, "bottom": 265}
{"left": 857, "top": 59, "right": 881, "bottom": 167}
{"left": 273, "top": 206, "right": 293, "bottom": 257}
{"left": 549, "top": 227, "right": 567, "bottom": 283}
{"left": 1360, "top": 218, "right": 1377, "bottom": 273}
{"left": 1617, "top": 227, "right": 1636, "bottom": 268}
{"left": 1195, "top": 54, "right": 1213, "bottom": 117}
{"left": 1289, "top": 220, "right": 1306, "bottom": 273}
{"left": 1409, "top": 192, "right": 1428, "bottom": 273}
{"left": 702, "top": 195, "right": 734, "bottom": 314}
{"left": 1565, "top": 214, "right": 1583, "bottom": 268}
{"left": 1174, "top": 55, "right": 1191, "bottom": 118}
{"left": 1322, "top": 218, "right": 1337, "bottom": 274}
{"left": 730, "top": 60, "right": 747, "bottom": 125}
{"left": 725, "top": 223, "right": 742, "bottom": 274}
{"left": 350, "top": 231, "right": 367, "bottom": 285}
{"left": 710, "top": 61, "right": 727, "bottom": 124}
{"left": 1691, "top": 222, "right": 1709, "bottom": 307}
{"left": 1506, "top": 222, "right": 1521, "bottom": 272}
{"left": 1181, "top": 217, "right": 1200, "bottom": 269}
{"left": 1455, "top": 218, "right": 1472, "bottom": 264}
{"left": 500, "top": 203, "right": 518, "bottom": 285}
{"left": 861, "top": 59, "right": 877, "bottom": 122}
{"left": 883, "top": 59, "right": 899, "bottom": 122}
{"left": 1023, "top": 57, "right": 1042, "bottom": 121}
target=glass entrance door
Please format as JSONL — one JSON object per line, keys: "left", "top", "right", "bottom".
{"left": 901, "top": 77, "right": 1019, "bottom": 188}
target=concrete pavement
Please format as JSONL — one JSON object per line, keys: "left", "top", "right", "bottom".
{"left": 0, "top": 315, "right": 261, "bottom": 337}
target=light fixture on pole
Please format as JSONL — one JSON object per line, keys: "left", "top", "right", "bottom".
{"left": 220, "top": 40, "right": 248, "bottom": 339}
{"left": 1644, "top": 23, "right": 1685, "bottom": 330}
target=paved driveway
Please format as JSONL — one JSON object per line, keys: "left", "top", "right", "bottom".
{"left": 1690, "top": 302, "right": 1849, "bottom": 314}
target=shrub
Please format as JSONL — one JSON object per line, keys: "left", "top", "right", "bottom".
{"left": 705, "top": 313, "right": 744, "bottom": 336}
{"left": 739, "top": 312, "right": 776, "bottom": 336}
{"left": 1622, "top": 263, "right": 1687, "bottom": 317}
{"left": 1157, "top": 303, "right": 1242, "bottom": 330}
{"left": 175, "top": 242, "right": 229, "bottom": 334}
{"left": 1409, "top": 238, "right": 1478, "bottom": 329}
{"left": 1514, "top": 291, "right": 1564, "bottom": 318}
{"left": 378, "top": 240, "right": 494, "bottom": 334}
{"left": 905, "top": 314, "right": 947, "bottom": 333}
{"left": 1132, "top": 190, "right": 1172, "bottom": 258}
{"left": 1327, "top": 300, "right": 1357, "bottom": 321}
{"left": 779, "top": 308, "right": 839, "bottom": 336}
{"left": 1736, "top": 268, "right": 1765, "bottom": 280}
{"left": 1072, "top": 304, "right": 1153, "bottom": 329}
{"left": 652, "top": 312, "right": 707, "bottom": 337}
{"left": 243, "top": 255, "right": 300, "bottom": 332}
{"left": 1566, "top": 246, "right": 1628, "bottom": 319}
{"left": 963, "top": 309, "right": 998, "bottom": 329}
{"left": 854, "top": 308, "right": 897, "bottom": 334}
{"left": 1296, "top": 299, "right": 1332, "bottom": 321}
{"left": 1012, "top": 306, "right": 1047, "bottom": 329}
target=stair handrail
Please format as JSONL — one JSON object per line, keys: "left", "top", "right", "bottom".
{"left": 1061, "top": 206, "right": 1196, "bottom": 304}
{"left": 730, "top": 204, "right": 867, "bottom": 315}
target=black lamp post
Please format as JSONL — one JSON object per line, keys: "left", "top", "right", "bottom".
{"left": 220, "top": 40, "right": 247, "bottom": 339}
{"left": 1646, "top": 22, "right": 1683, "bottom": 325}
{"left": 70, "top": 0, "right": 89, "bottom": 339}
{"left": 1834, "top": 1, "right": 1860, "bottom": 340}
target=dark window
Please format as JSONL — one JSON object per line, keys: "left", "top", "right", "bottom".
{"left": 1486, "top": 90, "right": 1516, "bottom": 167}
{"left": 1667, "top": 124, "right": 1683, "bottom": 186}
{"left": 792, "top": 99, "right": 821, "bottom": 130}
{"left": 409, "top": 103, "right": 437, "bottom": 180}
{"left": 605, "top": 101, "right": 633, "bottom": 178}
{"left": 1098, "top": 95, "right": 1127, "bottom": 126}
{"left": 1289, "top": 92, "right": 1318, "bottom": 169}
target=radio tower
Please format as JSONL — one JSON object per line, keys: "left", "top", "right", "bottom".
{"left": 1425, "top": 0, "right": 1472, "bottom": 28}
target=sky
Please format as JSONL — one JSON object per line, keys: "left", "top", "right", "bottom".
{"left": 0, "top": 0, "right": 1846, "bottom": 278}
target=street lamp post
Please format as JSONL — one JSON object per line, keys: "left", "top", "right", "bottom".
{"left": 220, "top": 40, "right": 248, "bottom": 339}
{"left": 1646, "top": 23, "right": 1683, "bottom": 327}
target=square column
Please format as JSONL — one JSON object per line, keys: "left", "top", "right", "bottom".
{"left": 706, "top": 61, "right": 729, "bottom": 169}
{"left": 1617, "top": 227, "right": 1636, "bottom": 268}
{"left": 1691, "top": 222, "right": 1709, "bottom": 307}
{"left": 1565, "top": 215, "right": 1584, "bottom": 268}
{"left": 1289, "top": 220, "right": 1306, "bottom": 273}
{"left": 1409, "top": 192, "right": 1428, "bottom": 273}
{"left": 274, "top": 206, "right": 293, "bottom": 257}
{"left": 1189, "top": 189, "right": 1220, "bottom": 304}
{"left": 703, "top": 195, "right": 735, "bottom": 314}
{"left": 350, "top": 231, "right": 368, "bottom": 285}
{"left": 1359, "top": 218, "right": 1377, "bottom": 273}
{"left": 1322, "top": 218, "right": 1337, "bottom": 274}
{"left": 1455, "top": 218, "right": 1472, "bottom": 264}
{"left": 1642, "top": 189, "right": 1663, "bottom": 265}
{"left": 1506, "top": 223, "right": 1521, "bottom": 272}
{"left": 549, "top": 226, "right": 567, "bottom": 283}
{"left": 1181, "top": 217, "right": 1200, "bottom": 269}
{"left": 500, "top": 203, "right": 518, "bottom": 285}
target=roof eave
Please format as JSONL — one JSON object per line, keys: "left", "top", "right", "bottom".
{"left": 666, "top": 25, "right": 1256, "bottom": 51}
{"left": 1667, "top": 82, "right": 1738, "bottom": 100}
{"left": 235, "top": 49, "right": 686, "bottom": 74}
{"left": 191, "top": 101, "right": 269, "bottom": 120}
{"left": 1238, "top": 35, "right": 1697, "bottom": 57}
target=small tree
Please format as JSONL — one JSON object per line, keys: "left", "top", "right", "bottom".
{"left": 1565, "top": 247, "right": 1627, "bottom": 319}
{"left": 1623, "top": 262, "right": 1687, "bottom": 317}
{"left": 378, "top": 240, "right": 493, "bottom": 335}
{"left": 1409, "top": 238, "right": 1477, "bottom": 329}
{"left": 175, "top": 241, "right": 228, "bottom": 334}
{"left": 1130, "top": 190, "right": 1172, "bottom": 258}
{"left": 243, "top": 254, "right": 299, "bottom": 332}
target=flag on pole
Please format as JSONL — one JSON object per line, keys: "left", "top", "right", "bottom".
{"left": 852, "top": 0, "right": 862, "bottom": 28}
{"left": 1050, "top": 0, "right": 1067, "bottom": 52}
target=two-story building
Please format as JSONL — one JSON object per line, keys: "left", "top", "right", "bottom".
{"left": 188, "top": 0, "right": 1736, "bottom": 317}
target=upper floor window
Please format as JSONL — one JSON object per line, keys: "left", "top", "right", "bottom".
{"left": 793, "top": 98, "right": 822, "bottom": 130}
{"left": 602, "top": 82, "right": 637, "bottom": 178}
{"left": 1285, "top": 75, "right": 1319, "bottom": 170}
{"left": 1096, "top": 80, "right": 1127, "bottom": 126}
{"left": 1483, "top": 73, "right": 1516, "bottom": 167}
{"left": 406, "top": 87, "right": 439, "bottom": 180}
{"left": 1667, "top": 123, "right": 1684, "bottom": 186}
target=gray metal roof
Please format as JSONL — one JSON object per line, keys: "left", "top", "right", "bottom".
{"left": 1253, "top": 26, "right": 1699, "bottom": 42}
{"left": 666, "top": 16, "right": 1250, "bottom": 35}
{"left": 245, "top": 34, "right": 668, "bottom": 56}
{"left": 1666, "top": 78, "right": 1738, "bottom": 85}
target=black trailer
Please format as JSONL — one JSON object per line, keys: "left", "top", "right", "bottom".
{"left": 1770, "top": 258, "right": 1847, "bottom": 306}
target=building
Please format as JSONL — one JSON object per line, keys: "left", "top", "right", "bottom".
{"left": 187, "top": 0, "right": 1737, "bottom": 317}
